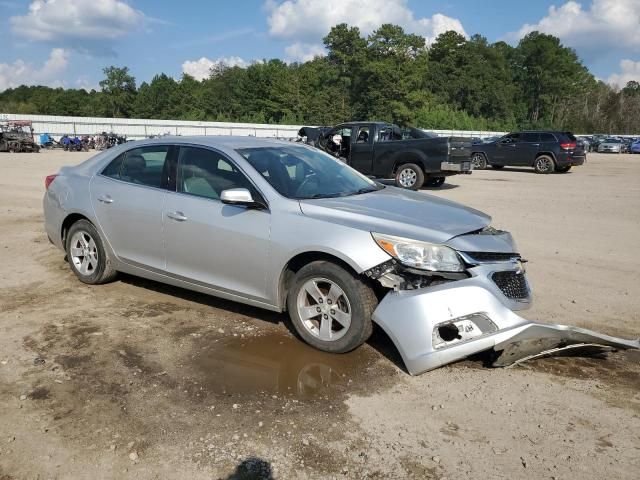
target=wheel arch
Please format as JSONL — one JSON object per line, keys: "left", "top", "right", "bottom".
{"left": 533, "top": 151, "right": 556, "bottom": 165}
{"left": 392, "top": 150, "right": 427, "bottom": 173}
{"left": 277, "top": 251, "right": 362, "bottom": 311}
{"left": 61, "top": 212, "right": 92, "bottom": 247}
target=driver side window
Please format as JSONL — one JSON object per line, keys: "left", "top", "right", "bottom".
{"left": 177, "top": 147, "right": 254, "bottom": 201}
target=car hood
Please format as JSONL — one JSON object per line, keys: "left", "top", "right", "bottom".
{"left": 600, "top": 142, "right": 621, "bottom": 148}
{"left": 298, "top": 187, "right": 491, "bottom": 244}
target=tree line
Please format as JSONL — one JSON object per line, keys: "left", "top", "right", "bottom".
{"left": 2, "top": 24, "right": 639, "bottom": 134}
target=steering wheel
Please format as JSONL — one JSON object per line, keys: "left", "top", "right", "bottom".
{"left": 295, "top": 173, "right": 319, "bottom": 197}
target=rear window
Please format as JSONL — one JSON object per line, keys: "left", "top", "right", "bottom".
{"left": 562, "top": 132, "right": 577, "bottom": 141}
{"left": 521, "top": 133, "right": 539, "bottom": 142}
{"left": 540, "top": 133, "right": 557, "bottom": 142}
{"left": 101, "top": 146, "right": 170, "bottom": 188}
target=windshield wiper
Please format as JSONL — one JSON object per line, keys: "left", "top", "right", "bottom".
{"left": 354, "top": 185, "right": 384, "bottom": 195}
{"left": 305, "top": 193, "right": 345, "bottom": 199}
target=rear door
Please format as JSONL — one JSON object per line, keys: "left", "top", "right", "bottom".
{"left": 90, "top": 145, "right": 174, "bottom": 270}
{"left": 349, "top": 124, "right": 374, "bottom": 174}
{"left": 163, "top": 146, "right": 271, "bottom": 302}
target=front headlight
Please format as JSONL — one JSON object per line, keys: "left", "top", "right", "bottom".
{"left": 372, "top": 233, "right": 464, "bottom": 272}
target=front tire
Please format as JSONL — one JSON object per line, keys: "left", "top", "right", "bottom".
{"left": 534, "top": 155, "right": 555, "bottom": 174}
{"left": 287, "top": 261, "right": 377, "bottom": 353}
{"left": 66, "top": 219, "right": 117, "bottom": 284}
{"left": 395, "top": 163, "right": 424, "bottom": 190}
{"left": 471, "top": 153, "right": 487, "bottom": 170}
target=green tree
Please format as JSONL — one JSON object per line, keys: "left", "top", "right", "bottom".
{"left": 99, "top": 66, "right": 137, "bottom": 117}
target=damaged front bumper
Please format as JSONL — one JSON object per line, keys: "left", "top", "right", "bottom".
{"left": 372, "top": 266, "right": 639, "bottom": 375}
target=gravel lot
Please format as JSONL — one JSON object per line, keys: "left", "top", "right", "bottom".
{"left": 1, "top": 150, "right": 638, "bottom": 479}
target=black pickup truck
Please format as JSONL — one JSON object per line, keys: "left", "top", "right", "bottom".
{"left": 300, "top": 121, "right": 472, "bottom": 190}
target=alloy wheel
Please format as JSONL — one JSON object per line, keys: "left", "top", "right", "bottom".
{"left": 296, "top": 278, "right": 352, "bottom": 342}
{"left": 398, "top": 168, "right": 417, "bottom": 188}
{"left": 69, "top": 230, "right": 99, "bottom": 276}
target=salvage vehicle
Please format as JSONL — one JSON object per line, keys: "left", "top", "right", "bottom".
{"left": 43, "top": 137, "right": 638, "bottom": 374}
{"left": 308, "top": 121, "right": 472, "bottom": 190}
{"left": 0, "top": 120, "right": 40, "bottom": 153}
{"left": 471, "top": 131, "right": 585, "bottom": 173}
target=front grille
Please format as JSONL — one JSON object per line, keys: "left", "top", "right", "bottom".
{"left": 492, "top": 271, "right": 529, "bottom": 300}
{"left": 464, "top": 252, "right": 520, "bottom": 263}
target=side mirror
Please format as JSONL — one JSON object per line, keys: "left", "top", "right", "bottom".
{"left": 220, "top": 188, "right": 265, "bottom": 209}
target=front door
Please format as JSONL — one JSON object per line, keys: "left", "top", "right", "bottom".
{"left": 349, "top": 125, "right": 374, "bottom": 174}
{"left": 90, "top": 145, "right": 174, "bottom": 270}
{"left": 495, "top": 133, "right": 519, "bottom": 165}
{"left": 163, "top": 146, "right": 271, "bottom": 302}
{"left": 513, "top": 132, "right": 540, "bottom": 166}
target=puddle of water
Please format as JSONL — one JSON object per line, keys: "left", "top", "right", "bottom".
{"left": 191, "top": 332, "right": 380, "bottom": 400}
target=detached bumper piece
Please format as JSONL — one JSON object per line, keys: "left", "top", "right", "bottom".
{"left": 372, "top": 284, "right": 639, "bottom": 375}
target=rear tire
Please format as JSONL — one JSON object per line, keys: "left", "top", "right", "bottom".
{"left": 471, "top": 153, "right": 487, "bottom": 170}
{"left": 395, "top": 163, "right": 424, "bottom": 190}
{"left": 287, "top": 261, "right": 377, "bottom": 353}
{"left": 534, "top": 155, "right": 555, "bottom": 174}
{"left": 66, "top": 219, "right": 117, "bottom": 285}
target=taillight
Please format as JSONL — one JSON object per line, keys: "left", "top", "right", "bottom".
{"left": 45, "top": 174, "right": 58, "bottom": 190}
{"left": 560, "top": 142, "right": 576, "bottom": 150}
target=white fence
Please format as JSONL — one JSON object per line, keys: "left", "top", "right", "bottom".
{"left": 1, "top": 112, "right": 517, "bottom": 142}
{"left": 0, "top": 113, "right": 303, "bottom": 142}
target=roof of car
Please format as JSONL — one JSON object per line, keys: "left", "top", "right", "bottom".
{"left": 125, "top": 135, "right": 299, "bottom": 149}
{"left": 338, "top": 121, "right": 392, "bottom": 126}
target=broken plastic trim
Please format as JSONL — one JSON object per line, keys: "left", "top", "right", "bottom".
{"left": 371, "top": 283, "right": 639, "bottom": 375}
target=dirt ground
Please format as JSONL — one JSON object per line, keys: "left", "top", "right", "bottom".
{"left": 1, "top": 149, "right": 638, "bottom": 480}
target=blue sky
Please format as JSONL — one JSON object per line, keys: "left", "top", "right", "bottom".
{"left": 1, "top": 0, "right": 639, "bottom": 91}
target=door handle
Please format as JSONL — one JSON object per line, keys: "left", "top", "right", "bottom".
{"left": 97, "top": 195, "right": 113, "bottom": 204}
{"left": 166, "top": 211, "right": 188, "bottom": 222}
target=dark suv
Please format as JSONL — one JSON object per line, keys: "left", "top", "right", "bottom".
{"left": 471, "top": 131, "right": 586, "bottom": 174}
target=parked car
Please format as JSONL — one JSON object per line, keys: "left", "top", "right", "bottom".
{"left": 43, "top": 136, "right": 639, "bottom": 374}
{"left": 630, "top": 139, "right": 640, "bottom": 154}
{"left": 597, "top": 138, "right": 623, "bottom": 153}
{"left": 576, "top": 136, "right": 592, "bottom": 152}
{"left": 309, "top": 121, "right": 473, "bottom": 190}
{"left": 470, "top": 131, "right": 586, "bottom": 173}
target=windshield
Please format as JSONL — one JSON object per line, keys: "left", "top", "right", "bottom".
{"left": 237, "top": 145, "right": 382, "bottom": 199}
{"left": 604, "top": 138, "right": 621, "bottom": 143}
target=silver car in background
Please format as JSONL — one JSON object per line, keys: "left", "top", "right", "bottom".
{"left": 597, "top": 137, "right": 623, "bottom": 153}
{"left": 43, "top": 137, "right": 638, "bottom": 374}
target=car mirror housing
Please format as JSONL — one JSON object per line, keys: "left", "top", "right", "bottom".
{"left": 220, "top": 188, "right": 265, "bottom": 209}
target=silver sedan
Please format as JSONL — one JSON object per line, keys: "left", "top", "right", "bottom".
{"left": 43, "top": 137, "right": 638, "bottom": 374}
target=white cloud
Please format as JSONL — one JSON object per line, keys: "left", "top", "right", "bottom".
{"left": 514, "top": 0, "right": 640, "bottom": 59}
{"left": 607, "top": 59, "right": 640, "bottom": 88}
{"left": 265, "top": 0, "right": 467, "bottom": 58}
{"left": 284, "top": 42, "right": 326, "bottom": 62}
{"left": 10, "top": 0, "right": 148, "bottom": 54}
{"left": 182, "top": 56, "right": 250, "bottom": 81}
{"left": 0, "top": 48, "right": 69, "bottom": 91}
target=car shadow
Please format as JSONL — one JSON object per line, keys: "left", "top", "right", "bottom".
{"left": 378, "top": 179, "right": 460, "bottom": 191}
{"left": 116, "top": 273, "right": 407, "bottom": 372}
{"left": 421, "top": 183, "right": 459, "bottom": 191}
{"left": 117, "top": 273, "right": 283, "bottom": 326}
{"left": 482, "top": 167, "right": 557, "bottom": 174}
